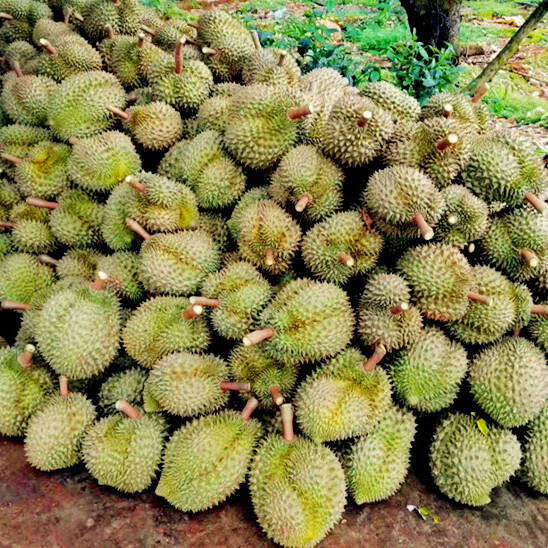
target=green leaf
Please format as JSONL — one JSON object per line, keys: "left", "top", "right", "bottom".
{"left": 476, "top": 418, "right": 489, "bottom": 437}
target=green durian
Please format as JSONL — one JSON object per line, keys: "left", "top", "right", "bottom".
{"left": 362, "top": 80, "right": 420, "bottom": 122}
{"left": 151, "top": 18, "right": 197, "bottom": 52}
{"left": 0, "top": 252, "right": 54, "bottom": 303}
{"left": 193, "top": 211, "right": 229, "bottom": 252}
{"left": 227, "top": 186, "right": 271, "bottom": 240}
{"left": 3, "top": 40, "right": 41, "bottom": 74}
{"left": 421, "top": 92, "right": 484, "bottom": 131}
{"left": 242, "top": 45, "right": 301, "bottom": 87}
{"left": 56, "top": 249, "right": 98, "bottom": 284}
{"left": 81, "top": 0, "right": 140, "bottom": 41}
{"left": 522, "top": 405, "right": 548, "bottom": 494}
{"left": 96, "top": 251, "right": 144, "bottom": 301}
{"left": 98, "top": 367, "right": 148, "bottom": 413}
{"left": 11, "top": 218, "right": 56, "bottom": 254}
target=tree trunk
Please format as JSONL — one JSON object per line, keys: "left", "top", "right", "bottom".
{"left": 400, "top": 0, "right": 462, "bottom": 52}
{"left": 468, "top": 0, "right": 548, "bottom": 92}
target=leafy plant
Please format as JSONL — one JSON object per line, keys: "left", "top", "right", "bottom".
{"left": 140, "top": 0, "right": 187, "bottom": 19}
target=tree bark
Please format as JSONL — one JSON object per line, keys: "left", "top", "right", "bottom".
{"left": 468, "top": 0, "right": 548, "bottom": 92}
{"left": 400, "top": 0, "right": 462, "bottom": 52}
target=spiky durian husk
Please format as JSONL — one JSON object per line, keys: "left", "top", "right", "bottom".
{"left": 11, "top": 219, "right": 56, "bottom": 254}
{"left": 242, "top": 48, "right": 301, "bottom": 87}
{"left": 227, "top": 186, "right": 271, "bottom": 241}
{"left": 96, "top": 251, "right": 144, "bottom": 301}
{"left": 98, "top": 367, "right": 148, "bottom": 413}
{"left": 362, "top": 80, "right": 420, "bottom": 122}
{"left": 0, "top": 252, "right": 54, "bottom": 302}
{"left": 3, "top": 40, "right": 41, "bottom": 74}
{"left": 81, "top": 0, "right": 140, "bottom": 41}
{"left": 522, "top": 405, "right": 548, "bottom": 494}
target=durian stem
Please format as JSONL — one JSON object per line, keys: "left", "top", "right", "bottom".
{"left": 269, "top": 386, "right": 284, "bottom": 406}
{"left": 442, "top": 103, "right": 454, "bottom": 117}
{"left": 467, "top": 292, "right": 494, "bottom": 306}
{"left": 468, "top": 242, "right": 476, "bottom": 253}
{"left": 91, "top": 271, "right": 108, "bottom": 291}
{"left": 18, "top": 344, "right": 35, "bottom": 368}
{"left": 0, "top": 152, "right": 22, "bottom": 165}
{"left": 175, "top": 37, "right": 186, "bottom": 74}
{"left": 105, "top": 24, "right": 115, "bottom": 40}
{"left": 184, "top": 36, "right": 197, "bottom": 46}
{"left": 288, "top": 104, "right": 314, "bottom": 120}
{"left": 107, "top": 106, "right": 130, "bottom": 120}
{"left": 38, "top": 255, "right": 59, "bottom": 266}
{"left": 26, "top": 197, "right": 58, "bottom": 209}
{"left": 390, "top": 303, "right": 409, "bottom": 315}
{"left": 250, "top": 30, "right": 262, "bottom": 50}
{"left": 39, "top": 39, "right": 57, "bottom": 57}
{"left": 278, "top": 50, "right": 287, "bottom": 66}
{"left": 115, "top": 400, "right": 142, "bottom": 420}
{"left": 447, "top": 213, "right": 459, "bottom": 225}
{"left": 182, "top": 304, "right": 203, "bottom": 320}
{"left": 1, "top": 300, "right": 29, "bottom": 311}
{"left": 0, "top": 221, "right": 14, "bottom": 229}
{"left": 125, "top": 175, "right": 146, "bottom": 193}
{"left": 361, "top": 210, "right": 373, "bottom": 228}
{"left": 241, "top": 397, "right": 259, "bottom": 421}
{"left": 59, "top": 376, "right": 69, "bottom": 398}
{"left": 412, "top": 213, "right": 434, "bottom": 240}
{"left": 125, "top": 218, "right": 150, "bottom": 240}
{"left": 220, "top": 381, "right": 251, "bottom": 392}
{"left": 524, "top": 192, "right": 548, "bottom": 214}
{"left": 513, "top": 328, "right": 521, "bottom": 337}
{"left": 520, "top": 248, "right": 539, "bottom": 268}
{"left": 188, "top": 22, "right": 200, "bottom": 29}
{"left": 202, "top": 46, "right": 218, "bottom": 56}
{"left": 264, "top": 247, "right": 276, "bottom": 266}
{"left": 436, "top": 134, "right": 459, "bottom": 152}
{"left": 243, "top": 327, "right": 275, "bottom": 347}
{"left": 189, "top": 296, "right": 219, "bottom": 308}
{"left": 471, "top": 83, "right": 490, "bottom": 104}
{"left": 337, "top": 252, "right": 355, "bottom": 267}
{"left": 295, "top": 194, "right": 311, "bottom": 213}
{"left": 363, "top": 344, "right": 386, "bottom": 372}
{"left": 139, "top": 24, "right": 156, "bottom": 37}
{"left": 531, "top": 304, "right": 548, "bottom": 316}
{"left": 281, "top": 403, "right": 296, "bottom": 442}
{"left": 0, "top": 12, "right": 13, "bottom": 20}
{"left": 357, "top": 110, "right": 373, "bottom": 127}
{"left": 10, "top": 61, "right": 23, "bottom": 77}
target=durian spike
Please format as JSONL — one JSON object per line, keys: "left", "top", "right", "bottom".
{"left": 188, "top": 21, "right": 200, "bottom": 29}
{"left": 520, "top": 248, "right": 539, "bottom": 268}
{"left": 189, "top": 296, "right": 220, "bottom": 308}
{"left": 390, "top": 302, "right": 409, "bottom": 315}
{"left": 105, "top": 25, "right": 115, "bottom": 40}
{"left": 26, "top": 197, "right": 58, "bottom": 209}
{"left": 357, "top": 110, "right": 373, "bottom": 127}
{"left": 265, "top": 247, "right": 276, "bottom": 266}
{"left": 513, "top": 328, "right": 521, "bottom": 337}
{"left": 107, "top": 106, "right": 130, "bottom": 121}
{"left": 139, "top": 24, "right": 156, "bottom": 37}
{"left": 243, "top": 327, "right": 275, "bottom": 347}
{"left": 447, "top": 213, "right": 459, "bottom": 225}
{"left": 115, "top": 400, "right": 142, "bottom": 420}
{"left": 295, "top": 194, "right": 311, "bottom": 213}
{"left": 278, "top": 51, "right": 287, "bottom": 66}
{"left": 337, "top": 252, "right": 355, "bottom": 267}
{"left": 241, "top": 397, "right": 260, "bottom": 421}
{"left": 288, "top": 104, "right": 314, "bottom": 120}
{"left": 39, "top": 39, "right": 57, "bottom": 57}
{"left": 66, "top": 9, "right": 84, "bottom": 24}
{"left": 269, "top": 386, "right": 284, "bottom": 406}
{"left": 442, "top": 104, "right": 454, "bottom": 118}
{"left": 361, "top": 210, "right": 373, "bottom": 228}
{"left": 91, "top": 271, "right": 108, "bottom": 291}
{"left": 531, "top": 304, "right": 548, "bottom": 316}
{"left": 0, "top": 152, "right": 22, "bottom": 165}
{"left": 59, "top": 376, "right": 69, "bottom": 398}
{"left": 10, "top": 60, "right": 23, "bottom": 78}
{"left": 436, "top": 134, "right": 459, "bottom": 152}
{"left": 250, "top": 30, "right": 262, "bottom": 50}
{"left": 202, "top": 46, "right": 218, "bottom": 56}
{"left": 412, "top": 213, "right": 434, "bottom": 240}
{"left": 1, "top": 300, "right": 29, "bottom": 311}
{"left": 125, "top": 218, "right": 151, "bottom": 240}
{"left": 524, "top": 192, "right": 548, "bottom": 214}
{"left": 281, "top": 403, "right": 296, "bottom": 442}
{"left": 38, "top": 255, "right": 59, "bottom": 267}
{"left": 467, "top": 292, "right": 494, "bottom": 306}
{"left": 220, "top": 381, "right": 251, "bottom": 392}
{"left": 175, "top": 37, "right": 186, "bottom": 74}
{"left": 125, "top": 175, "right": 146, "bottom": 193}
{"left": 182, "top": 304, "right": 203, "bottom": 320}
{"left": 0, "top": 12, "right": 13, "bottom": 20}
{"left": 363, "top": 344, "right": 387, "bottom": 372}
{"left": 0, "top": 221, "right": 14, "bottom": 229}
{"left": 471, "top": 83, "right": 490, "bottom": 104}
{"left": 18, "top": 344, "right": 35, "bottom": 368}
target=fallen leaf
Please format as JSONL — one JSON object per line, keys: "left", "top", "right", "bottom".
{"left": 492, "top": 15, "right": 525, "bottom": 27}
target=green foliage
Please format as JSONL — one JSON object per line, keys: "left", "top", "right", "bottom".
{"left": 140, "top": 0, "right": 187, "bottom": 19}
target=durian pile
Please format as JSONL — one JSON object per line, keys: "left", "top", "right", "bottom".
{"left": 1, "top": 2, "right": 548, "bottom": 545}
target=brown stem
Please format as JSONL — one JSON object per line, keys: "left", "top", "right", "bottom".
{"left": 520, "top": 248, "right": 539, "bottom": 268}
{"left": 281, "top": 403, "right": 296, "bottom": 442}
{"left": 39, "top": 39, "right": 57, "bottom": 57}
{"left": 201, "top": 46, "right": 218, "bottom": 56}
{"left": 264, "top": 248, "right": 276, "bottom": 266}
{"left": 471, "top": 83, "right": 490, "bottom": 104}
{"left": 442, "top": 103, "right": 453, "bottom": 117}
{"left": 0, "top": 12, "right": 13, "bottom": 20}
{"left": 269, "top": 386, "right": 284, "bottom": 406}
{"left": 125, "top": 175, "right": 146, "bottom": 193}
{"left": 175, "top": 37, "right": 186, "bottom": 74}
{"left": 467, "top": 292, "right": 494, "bottom": 306}
{"left": 26, "top": 197, "right": 58, "bottom": 209}
{"left": 10, "top": 60, "right": 23, "bottom": 77}
{"left": 436, "top": 134, "right": 458, "bottom": 152}
{"left": 188, "top": 21, "right": 200, "bottom": 29}
{"left": 412, "top": 213, "right": 434, "bottom": 240}
{"left": 59, "top": 376, "right": 69, "bottom": 398}
{"left": 361, "top": 210, "right": 373, "bottom": 228}
{"left": 113, "top": 0, "right": 120, "bottom": 4}
{"left": 18, "top": 344, "right": 35, "bottom": 367}
{"left": 105, "top": 24, "right": 115, "bottom": 40}
{"left": 115, "top": 400, "right": 142, "bottom": 420}
{"left": 184, "top": 36, "right": 197, "bottom": 45}
{"left": 363, "top": 344, "right": 386, "bottom": 372}
{"left": 250, "top": 30, "right": 261, "bottom": 50}
{"left": 125, "top": 218, "right": 150, "bottom": 240}
{"left": 1, "top": 152, "right": 22, "bottom": 165}
{"left": 1, "top": 300, "right": 29, "bottom": 311}
{"left": 337, "top": 252, "right": 355, "bottom": 267}
{"left": 295, "top": 194, "right": 311, "bottom": 213}
{"left": 91, "top": 271, "right": 108, "bottom": 291}
{"left": 140, "top": 24, "right": 156, "bottom": 37}
{"left": 357, "top": 110, "right": 373, "bottom": 127}
{"left": 0, "top": 221, "right": 14, "bottom": 229}
{"left": 107, "top": 106, "right": 130, "bottom": 120}
{"left": 136, "top": 32, "right": 147, "bottom": 49}
{"left": 38, "top": 255, "right": 59, "bottom": 267}
{"left": 241, "top": 397, "right": 259, "bottom": 421}
{"left": 390, "top": 303, "right": 409, "bottom": 315}
{"left": 288, "top": 104, "right": 314, "bottom": 120}
{"left": 513, "top": 328, "right": 521, "bottom": 337}
{"left": 243, "top": 327, "right": 275, "bottom": 347}
{"left": 182, "top": 304, "right": 203, "bottom": 320}
{"left": 524, "top": 192, "right": 548, "bottom": 214}
{"left": 220, "top": 381, "right": 251, "bottom": 392}
{"left": 189, "top": 296, "right": 219, "bottom": 308}
{"left": 278, "top": 50, "right": 287, "bottom": 66}
{"left": 531, "top": 304, "right": 548, "bottom": 316}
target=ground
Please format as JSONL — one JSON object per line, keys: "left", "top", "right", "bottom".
{"left": 1, "top": 437, "right": 547, "bottom": 547}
